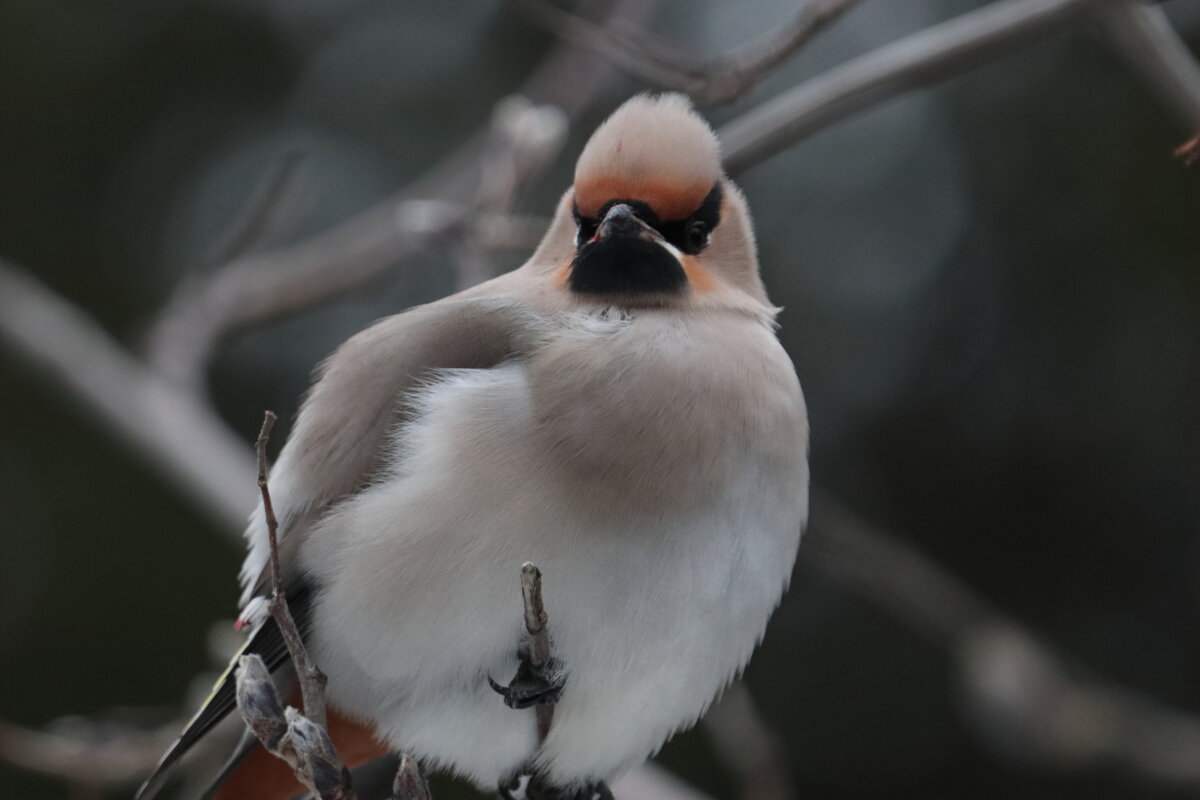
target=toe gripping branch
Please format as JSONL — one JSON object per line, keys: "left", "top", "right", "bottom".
{"left": 499, "top": 773, "right": 614, "bottom": 800}
{"left": 490, "top": 562, "right": 565, "bottom": 726}
{"left": 489, "top": 653, "right": 567, "bottom": 710}
{"left": 493, "top": 563, "right": 612, "bottom": 800}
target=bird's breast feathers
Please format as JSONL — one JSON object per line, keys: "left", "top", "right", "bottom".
{"left": 299, "top": 304, "right": 808, "bottom": 785}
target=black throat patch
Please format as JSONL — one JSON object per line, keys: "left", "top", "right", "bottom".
{"left": 568, "top": 182, "right": 723, "bottom": 297}
{"left": 568, "top": 237, "right": 687, "bottom": 296}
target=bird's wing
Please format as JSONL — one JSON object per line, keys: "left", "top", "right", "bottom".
{"left": 137, "top": 295, "right": 549, "bottom": 800}
{"left": 134, "top": 583, "right": 311, "bottom": 800}
{"left": 238, "top": 294, "right": 550, "bottom": 606}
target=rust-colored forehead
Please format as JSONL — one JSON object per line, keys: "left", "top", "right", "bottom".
{"left": 574, "top": 174, "right": 713, "bottom": 221}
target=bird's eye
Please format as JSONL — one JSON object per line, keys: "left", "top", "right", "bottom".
{"left": 685, "top": 219, "right": 711, "bottom": 252}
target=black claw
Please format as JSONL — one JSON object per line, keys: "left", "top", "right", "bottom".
{"left": 489, "top": 658, "right": 566, "bottom": 710}
{"left": 499, "top": 774, "right": 612, "bottom": 800}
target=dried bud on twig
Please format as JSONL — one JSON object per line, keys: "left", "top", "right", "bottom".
{"left": 235, "top": 655, "right": 287, "bottom": 753}
{"left": 391, "top": 753, "right": 432, "bottom": 800}
{"left": 285, "top": 708, "right": 355, "bottom": 800}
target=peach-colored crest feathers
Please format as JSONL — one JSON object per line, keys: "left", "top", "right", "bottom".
{"left": 574, "top": 93, "right": 722, "bottom": 221}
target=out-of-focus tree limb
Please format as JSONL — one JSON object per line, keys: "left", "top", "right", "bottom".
{"left": 1091, "top": 0, "right": 1200, "bottom": 129}
{"left": 0, "top": 718, "right": 175, "bottom": 787}
{"left": 612, "top": 762, "right": 722, "bottom": 800}
{"left": 143, "top": 0, "right": 663, "bottom": 391}
{"left": 701, "top": 683, "right": 794, "bottom": 800}
{"left": 806, "top": 489, "right": 1200, "bottom": 790}
{"left": 0, "top": 260, "right": 256, "bottom": 531}
{"left": 514, "top": 0, "right": 865, "bottom": 104}
{"left": 720, "top": 0, "right": 1106, "bottom": 175}
{"left": 143, "top": 99, "right": 568, "bottom": 392}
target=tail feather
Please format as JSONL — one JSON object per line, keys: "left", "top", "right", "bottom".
{"left": 135, "top": 585, "right": 313, "bottom": 800}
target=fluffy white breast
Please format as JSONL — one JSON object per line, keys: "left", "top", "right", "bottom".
{"left": 299, "top": 309, "right": 808, "bottom": 788}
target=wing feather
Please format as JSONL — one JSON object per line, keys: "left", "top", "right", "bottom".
{"left": 139, "top": 295, "right": 549, "bottom": 798}
{"left": 238, "top": 296, "right": 550, "bottom": 605}
{"left": 134, "top": 585, "right": 312, "bottom": 800}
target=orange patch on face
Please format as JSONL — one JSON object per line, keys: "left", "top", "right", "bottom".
{"left": 552, "top": 258, "right": 573, "bottom": 288}
{"left": 681, "top": 255, "right": 717, "bottom": 293}
{"left": 575, "top": 174, "right": 712, "bottom": 222}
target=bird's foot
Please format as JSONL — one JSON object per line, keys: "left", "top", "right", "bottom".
{"left": 488, "top": 657, "right": 566, "bottom": 710}
{"left": 499, "top": 773, "right": 613, "bottom": 800}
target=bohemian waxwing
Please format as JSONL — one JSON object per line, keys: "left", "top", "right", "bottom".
{"left": 138, "top": 92, "right": 809, "bottom": 800}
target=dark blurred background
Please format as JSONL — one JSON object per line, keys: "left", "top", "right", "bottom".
{"left": 2, "top": 1, "right": 1199, "bottom": 798}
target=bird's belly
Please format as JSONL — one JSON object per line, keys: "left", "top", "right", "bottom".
{"left": 301, "top": 362, "right": 807, "bottom": 787}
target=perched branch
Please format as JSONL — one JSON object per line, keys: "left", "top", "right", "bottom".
{"left": 237, "top": 414, "right": 370, "bottom": 798}
{"left": 515, "top": 0, "right": 865, "bottom": 104}
{"left": 255, "top": 411, "right": 328, "bottom": 727}
{"left": 520, "top": 562, "right": 556, "bottom": 744}
{"left": 239, "top": 413, "right": 439, "bottom": 798}
{"left": 720, "top": 0, "right": 1105, "bottom": 174}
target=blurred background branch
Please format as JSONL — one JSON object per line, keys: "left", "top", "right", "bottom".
{"left": 513, "top": 0, "right": 865, "bottom": 103}
{"left": 1092, "top": 0, "right": 1200, "bottom": 128}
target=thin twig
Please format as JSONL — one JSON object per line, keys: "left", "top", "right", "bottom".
{"left": 720, "top": 0, "right": 1105, "bottom": 174}
{"left": 520, "top": 562, "right": 556, "bottom": 743}
{"left": 515, "top": 0, "right": 865, "bottom": 104}
{"left": 255, "top": 410, "right": 329, "bottom": 728}
{"left": 256, "top": 412, "right": 284, "bottom": 598}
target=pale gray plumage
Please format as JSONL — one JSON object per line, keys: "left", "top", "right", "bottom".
{"left": 232, "top": 93, "right": 809, "bottom": 791}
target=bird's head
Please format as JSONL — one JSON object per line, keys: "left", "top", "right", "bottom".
{"left": 540, "top": 93, "right": 767, "bottom": 309}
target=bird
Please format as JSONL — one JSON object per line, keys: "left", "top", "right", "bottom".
{"left": 137, "top": 92, "right": 809, "bottom": 800}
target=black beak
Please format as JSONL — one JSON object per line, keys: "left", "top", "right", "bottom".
{"left": 597, "top": 203, "right": 660, "bottom": 243}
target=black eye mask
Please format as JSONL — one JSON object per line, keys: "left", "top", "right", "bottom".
{"left": 573, "top": 182, "right": 723, "bottom": 255}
